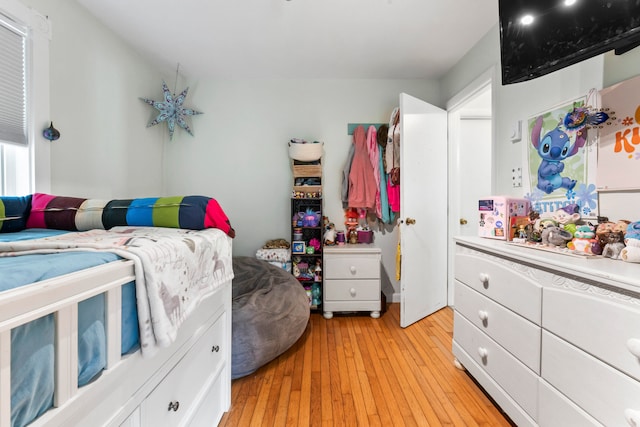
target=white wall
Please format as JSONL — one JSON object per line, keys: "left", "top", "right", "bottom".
{"left": 441, "top": 24, "right": 640, "bottom": 222}
{"left": 21, "top": 0, "right": 168, "bottom": 199}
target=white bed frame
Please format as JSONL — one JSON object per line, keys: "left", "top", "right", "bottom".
{"left": 0, "top": 259, "right": 231, "bottom": 427}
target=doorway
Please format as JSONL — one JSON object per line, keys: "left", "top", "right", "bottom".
{"left": 446, "top": 70, "right": 494, "bottom": 304}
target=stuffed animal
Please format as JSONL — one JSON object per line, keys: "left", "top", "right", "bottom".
{"left": 620, "top": 221, "right": 640, "bottom": 263}
{"left": 593, "top": 221, "right": 616, "bottom": 255}
{"left": 541, "top": 226, "right": 573, "bottom": 247}
{"left": 567, "top": 224, "right": 597, "bottom": 253}
{"left": 324, "top": 222, "right": 336, "bottom": 246}
{"left": 602, "top": 231, "right": 626, "bottom": 259}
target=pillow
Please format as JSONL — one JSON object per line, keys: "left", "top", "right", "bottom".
{"left": 0, "top": 195, "right": 32, "bottom": 233}
{"left": 25, "top": 193, "right": 235, "bottom": 237}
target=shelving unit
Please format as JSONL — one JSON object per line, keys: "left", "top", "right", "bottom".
{"left": 290, "top": 158, "right": 323, "bottom": 311}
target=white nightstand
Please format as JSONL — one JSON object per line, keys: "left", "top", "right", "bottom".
{"left": 322, "top": 244, "right": 382, "bottom": 319}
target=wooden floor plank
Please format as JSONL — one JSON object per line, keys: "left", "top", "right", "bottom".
{"left": 220, "top": 304, "right": 512, "bottom": 427}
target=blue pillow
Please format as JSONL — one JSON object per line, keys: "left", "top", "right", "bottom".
{"left": 0, "top": 195, "right": 32, "bottom": 233}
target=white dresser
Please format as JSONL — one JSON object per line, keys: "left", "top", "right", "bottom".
{"left": 323, "top": 244, "right": 381, "bottom": 319}
{"left": 453, "top": 236, "right": 640, "bottom": 427}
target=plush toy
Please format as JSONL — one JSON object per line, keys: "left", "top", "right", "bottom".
{"left": 324, "top": 222, "right": 336, "bottom": 246}
{"left": 593, "top": 221, "right": 616, "bottom": 255}
{"left": 552, "top": 204, "right": 581, "bottom": 234}
{"left": 541, "top": 226, "right": 573, "bottom": 247}
{"left": 620, "top": 221, "right": 640, "bottom": 263}
{"left": 567, "top": 224, "right": 597, "bottom": 253}
{"left": 602, "top": 231, "right": 626, "bottom": 259}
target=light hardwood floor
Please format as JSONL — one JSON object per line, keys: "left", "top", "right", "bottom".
{"left": 219, "top": 303, "right": 513, "bottom": 426}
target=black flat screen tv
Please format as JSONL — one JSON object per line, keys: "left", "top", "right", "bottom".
{"left": 499, "top": 0, "right": 640, "bottom": 85}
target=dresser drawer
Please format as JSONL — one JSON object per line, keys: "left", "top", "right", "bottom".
{"left": 324, "top": 279, "right": 379, "bottom": 302}
{"left": 538, "top": 379, "right": 602, "bottom": 427}
{"left": 325, "top": 254, "right": 380, "bottom": 280}
{"left": 453, "top": 312, "right": 538, "bottom": 420}
{"left": 543, "top": 285, "right": 640, "bottom": 382}
{"left": 455, "top": 280, "right": 541, "bottom": 373}
{"left": 541, "top": 331, "right": 640, "bottom": 427}
{"left": 142, "top": 312, "right": 226, "bottom": 426}
{"left": 455, "top": 251, "right": 541, "bottom": 324}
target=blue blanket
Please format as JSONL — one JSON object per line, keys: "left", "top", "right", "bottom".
{"left": 0, "top": 230, "right": 139, "bottom": 427}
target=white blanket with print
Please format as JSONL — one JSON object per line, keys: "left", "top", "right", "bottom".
{"left": 0, "top": 226, "right": 233, "bottom": 357}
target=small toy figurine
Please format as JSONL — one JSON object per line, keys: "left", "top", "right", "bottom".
{"left": 518, "top": 225, "right": 527, "bottom": 239}
{"left": 324, "top": 222, "right": 336, "bottom": 245}
{"left": 552, "top": 204, "right": 580, "bottom": 236}
{"left": 314, "top": 259, "right": 322, "bottom": 281}
{"left": 602, "top": 232, "right": 625, "bottom": 259}
{"left": 348, "top": 229, "right": 358, "bottom": 244}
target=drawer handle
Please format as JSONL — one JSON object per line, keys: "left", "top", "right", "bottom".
{"left": 477, "top": 347, "right": 488, "bottom": 359}
{"left": 478, "top": 310, "right": 489, "bottom": 322}
{"left": 350, "top": 266, "right": 357, "bottom": 274}
{"left": 479, "top": 273, "right": 489, "bottom": 286}
{"left": 168, "top": 401, "right": 180, "bottom": 412}
{"left": 624, "top": 408, "right": 640, "bottom": 426}
{"left": 212, "top": 345, "right": 220, "bottom": 353}
{"left": 627, "top": 338, "right": 640, "bottom": 359}
{"left": 350, "top": 288, "right": 356, "bottom": 297}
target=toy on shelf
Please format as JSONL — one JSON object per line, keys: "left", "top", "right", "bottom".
{"left": 567, "top": 224, "right": 597, "bottom": 253}
{"left": 324, "top": 222, "right": 336, "bottom": 245}
{"left": 621, "top": 221, "right": 640, "bottom": 263}
{"left": 552, "top": 203, "right": 581, "bottom": 236}
{"left": 541, "top": 226, "right": 573, "bottom": 247}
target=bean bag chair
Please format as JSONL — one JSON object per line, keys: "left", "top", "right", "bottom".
{"left": 231, "top": 257, "right": 310, "bottom": 379}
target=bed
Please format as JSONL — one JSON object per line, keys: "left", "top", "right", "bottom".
{"left": 0, "top": 194, "right": 235, "bottom": 427}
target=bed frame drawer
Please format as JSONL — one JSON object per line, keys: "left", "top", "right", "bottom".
{"left": 142, "top": 311, "right": 226, "bottom": 426}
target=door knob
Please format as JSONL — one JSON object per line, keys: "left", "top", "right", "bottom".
{"left": 460, "top": 218, "right": 468, "bottom": 225}
{"left": 405, "top": 217, "right": 416, "bottom": 225}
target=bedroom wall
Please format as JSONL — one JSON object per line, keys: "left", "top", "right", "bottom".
{"left": 20, "top": 0, "right": 168, "bottom": 199}
{"left": 441, "top": 24, "right": 640, "bottom": 222}
{"left": 161, "top": 78, "right": 441, "bottom": 297}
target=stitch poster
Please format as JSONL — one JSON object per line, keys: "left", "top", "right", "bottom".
{"left": 525, "top": 97, "right": 598, "bottom": 218}
{"left": 597, "top": 75, "right": 640, "bottom": 191}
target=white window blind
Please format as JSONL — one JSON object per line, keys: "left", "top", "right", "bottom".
{"left": 0, "top": 14, "right": 27, "bottom": 146}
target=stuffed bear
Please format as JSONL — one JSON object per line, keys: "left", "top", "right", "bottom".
{"left": 593, "top": 221, "right": 616, "bottom": 255}
{"left": 620, "top": 221, "right": 640, "bottom": 263}
{"left": 602, "top": 231, "right": 626, "bottom": 259}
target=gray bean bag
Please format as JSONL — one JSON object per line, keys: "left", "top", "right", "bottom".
{"left": 231, "top": 257, "right": 310, "bottom": 379}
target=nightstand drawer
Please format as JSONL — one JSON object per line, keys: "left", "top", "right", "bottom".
{"left": 324, "top": 279, "right": 379, "bottom": 301}
{"left": 325, "top": 255, "right": 380, "bottom": 280}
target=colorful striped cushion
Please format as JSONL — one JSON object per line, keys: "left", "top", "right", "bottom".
{"left": 0, "top": 195, "right": 32, "bottom": 233}
{"left": 21, "top": 193, "right": 235, "bottom": 237}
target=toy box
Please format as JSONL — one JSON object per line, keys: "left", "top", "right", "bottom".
{"left": 478, "top": 197, "right": 529, "bottom": 240}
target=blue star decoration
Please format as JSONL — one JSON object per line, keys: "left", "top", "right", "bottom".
{"left": 140, "top": 81, "right": 203, "bottom": 140}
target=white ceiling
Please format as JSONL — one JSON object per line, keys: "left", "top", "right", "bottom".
{"left": 75, "top": 0, "right": 498, "bottom": 80}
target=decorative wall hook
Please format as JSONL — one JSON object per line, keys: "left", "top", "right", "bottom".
{"left": 42, "top": 122, "right": 60, "bottom": 141}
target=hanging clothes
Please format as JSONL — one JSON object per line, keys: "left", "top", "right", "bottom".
{"left": 348, "top": 125, "right": 377, "bottom": 210}
{"left": 386, "top": 108, "right": 400, "bottom": 174}
{"left": 366, "top": 125, "right": 382, "bottom": 219}
{"left": 376, "top": 124, "right": 393, "bottom": 224}
{"left": 341, "top": 143, "right": 356, "bottom": 208}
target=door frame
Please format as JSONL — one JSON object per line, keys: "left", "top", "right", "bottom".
{"left": 445, "top": 67, "right": 496, "bottom": 304}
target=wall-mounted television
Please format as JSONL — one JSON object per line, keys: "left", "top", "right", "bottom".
{"left": 499, "top": 0, "right": 640, "bottom": 85}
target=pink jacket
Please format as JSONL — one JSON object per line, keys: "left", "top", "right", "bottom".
{"left": 348, "top": 125, "right": 377, "bottom": 210}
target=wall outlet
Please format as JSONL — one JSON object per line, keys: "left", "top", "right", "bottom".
{"left": 512, "top": 167, "right": 522, "bottom": 188}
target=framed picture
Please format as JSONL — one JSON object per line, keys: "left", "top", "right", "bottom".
{"left": 291, "top": 241, "right": 306, "bottom": 254}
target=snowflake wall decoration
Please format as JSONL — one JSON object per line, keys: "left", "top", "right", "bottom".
{"left": 140, "top": 81, "right": 202, "bottom": 140}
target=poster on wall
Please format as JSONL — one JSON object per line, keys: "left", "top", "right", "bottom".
{"left": 597, "top": 74, "right": 640, "bottom": 191}
{"left": 524, "top": 97, "right": 599, "bottom": 218}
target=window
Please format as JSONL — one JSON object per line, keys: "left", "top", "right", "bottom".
{"left": 0, "top": 0, "right": 51, "bottom": 196}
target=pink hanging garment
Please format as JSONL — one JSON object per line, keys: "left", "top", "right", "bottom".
{"left": 348, "top": 125, "right": 377, "bottom": 210}
{"left": 366, "top": 125, "right": 382, "bottom": 219}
